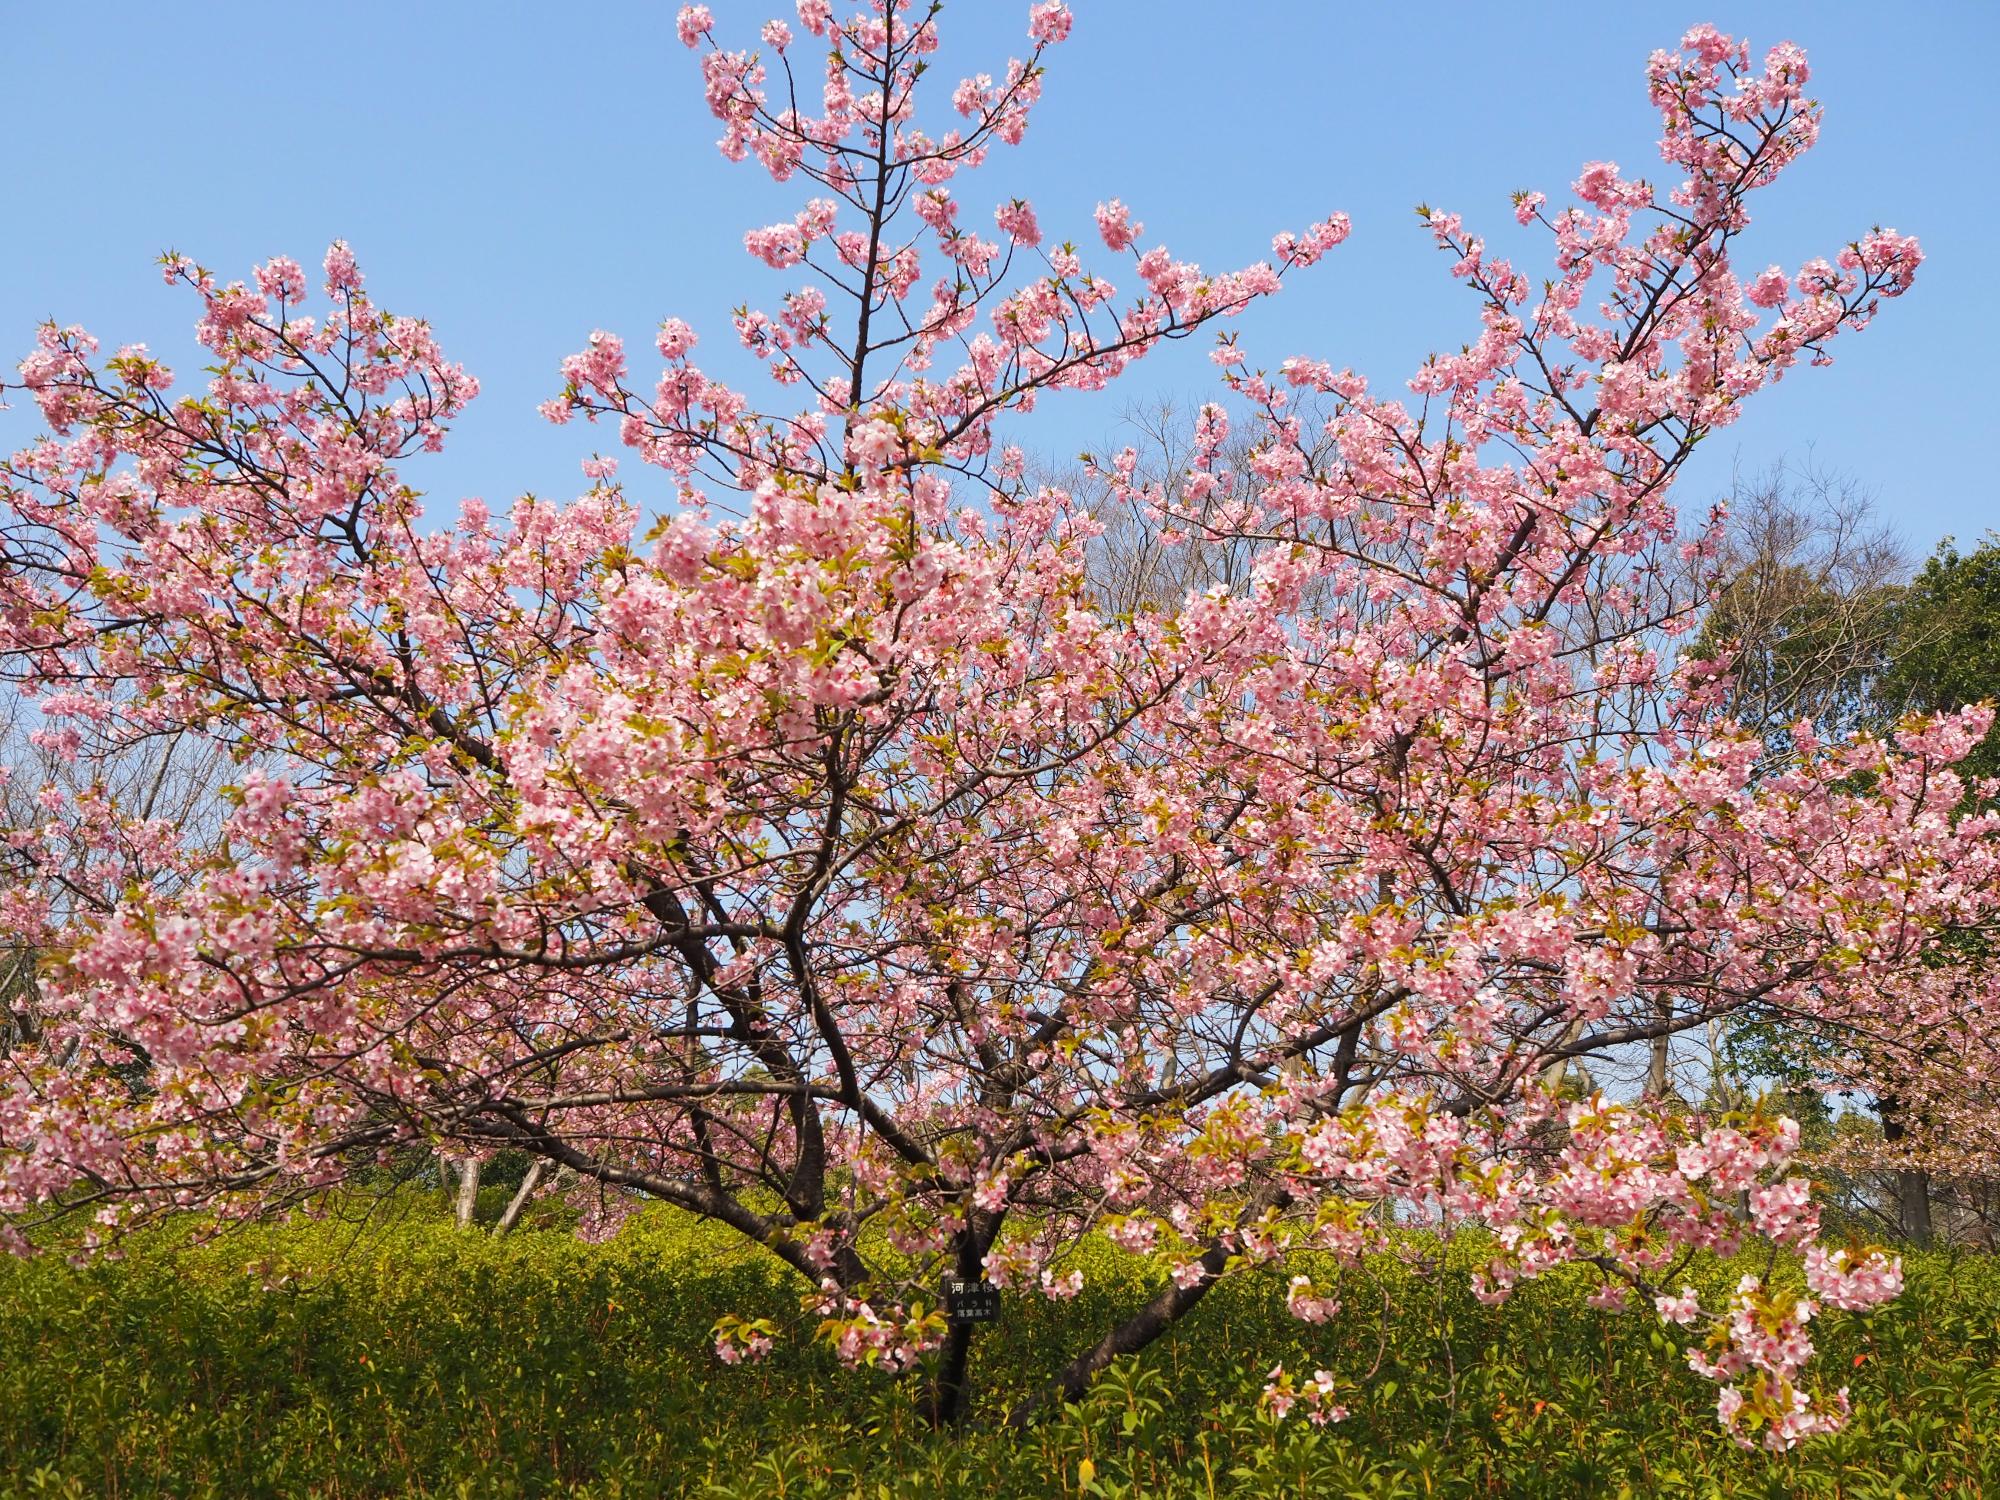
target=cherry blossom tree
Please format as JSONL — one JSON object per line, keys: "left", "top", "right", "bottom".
{"left": 2, "top": 4, "right": 1991, "bottom": 1447}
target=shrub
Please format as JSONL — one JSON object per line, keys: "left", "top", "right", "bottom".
{"left": 0, "top": 1212, "right": 1994, "bottom": 1498}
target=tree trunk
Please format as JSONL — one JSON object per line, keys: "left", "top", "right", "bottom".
{"left": 1879, "top": 1096, "right": 1933, "bottom": 1247}
{"left": 1003, "top": 1187, "right": 1298, "bottom": 1431}
{"left": 1645, "top": 1034, "right": 1670, "bottom": 1098}
{"left": 452, "top": 1155, "right": 481, "bottom": 1231}
{"left": 1897, "top": 1166, "right": 1934, "bottom": 1248}
{"left": 1541, "top": 1018, "right": 1587, "bottom": 1094}
{"left": 922, "top": 1217, "right": 1002, "bottom": 1427}
{"left": 494, "top": 1160, "right": 545, "bottom": 1235}
{"left": 1645, "top": 996, "right": 1671, "bottom": 1098}
{"left": 925, "top": 1319, "right": 978, "bottom": 1428}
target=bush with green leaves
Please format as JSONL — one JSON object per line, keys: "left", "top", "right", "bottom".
{"left": 1, "top": 1208, "right": 1995, "bottom": 1499}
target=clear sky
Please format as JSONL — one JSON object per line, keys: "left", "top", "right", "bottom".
{"left": 5, "top": 2, "right": 1994, "bottom": 550}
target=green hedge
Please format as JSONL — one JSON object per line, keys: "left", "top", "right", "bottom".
{"left": 1, "top": 1208, "right": 1995, "bottom": 1497}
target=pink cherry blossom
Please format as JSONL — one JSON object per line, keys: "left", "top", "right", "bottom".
{"left": 1027, "top": 2, "right": 1072, "bottom": 45}
{"left": 1094, "top": 198, "right": 1142, "bottom": 252}
{"left": 676, "top": 5, "right": 713, "bottom": 48}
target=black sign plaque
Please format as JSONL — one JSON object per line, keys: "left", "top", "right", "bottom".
{"left": 943, "top": 1276, "right": 1001, "bottom": 1323}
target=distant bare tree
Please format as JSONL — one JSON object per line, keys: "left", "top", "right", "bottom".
{"left": 1693, "top": 459, "right": 1909, "bottom": 751}
{"left": 1041, "top": 397, "right": 1336, "bottom": 616}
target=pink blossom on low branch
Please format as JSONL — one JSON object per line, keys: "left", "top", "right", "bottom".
{"left": 0, "top": 10, "right": 1981, "bottom": 1443}
{"left": 1803, "top": 1245, "right": 1904, "bottom": 1312}
{"left": 1262, "top": 1364, "right": 1350, "bottom": 1427}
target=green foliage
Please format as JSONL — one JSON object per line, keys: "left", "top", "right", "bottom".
{"left": 1880, "top": 532, "right": 2000, "bottom": 791}
{"left": 0, "top": 1211, "right": 1995, "bottom": 1498}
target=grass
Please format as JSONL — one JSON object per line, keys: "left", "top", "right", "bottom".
{"left": 0, "top": 1203, "right": 1995, "bottom": 1498}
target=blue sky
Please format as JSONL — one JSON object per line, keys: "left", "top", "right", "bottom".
{"left": 5, "top": 2, "right": 1994, "bottom": 549}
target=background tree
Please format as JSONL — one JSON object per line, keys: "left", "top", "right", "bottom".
{"left": 1879, "top": 535, "right": 2000, "bottom": 789}
{"left": 1678, "top": 465, "right": 1906, "bottom": 1138}
{"left": 1040, "top": 396, "right": 1334, "bottom": 617}
{"left": 1693, "top": 489, "right": 2000, "bottom": 1246}
{"left": 1694, "top": 462, "right": 1906, "bottom": 751}
{"left": 1858, "top": 534, "right": 2000, "bottom": 1244}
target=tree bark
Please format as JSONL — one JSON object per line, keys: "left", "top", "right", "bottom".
{"left": 1898, "top": 1168, "right": 1935, "bottom": 1248}
{"left": 1541, "top": 1018, "right": 1587, "bottom": 1093}
{"left": 494, "top": 1160, "right": 545, "bottom": 1235}
{"left": 922, "top": 1215, "right": 1002, "bottom": 1427}
{"left": 1007, "top": 1236, "right": 1234, "bottom": 1428}
{"left": 925, "top": 1319, "right": 978, "bottom": 1428}
{"left": 1645, "top": 996, "right": 1671, "bottom": 1098}
{"left": 1879, "top": 1095, "right": 1934, "bottom": 1247}
{"left": 452, "top": 1155, "right": 481, "bottom": 1231}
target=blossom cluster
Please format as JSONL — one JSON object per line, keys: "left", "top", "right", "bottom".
{"left": 1260, "top": 1364, "right": 1350, "bottom": 1427}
